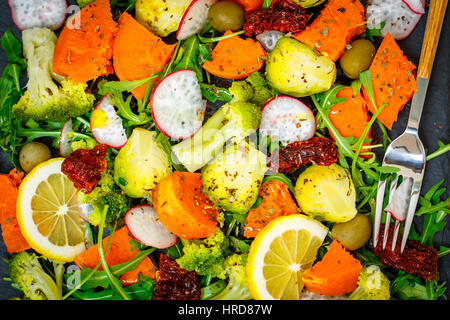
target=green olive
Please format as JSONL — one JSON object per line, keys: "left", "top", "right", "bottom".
{"left": 331, "top": 213, "right": 372, "bottom": 251}
{"left": 208, "top": 1, "right": 245, "bottom": 33}
{"left": 339, "top": 39, "right": 376, "bottom": 79}
{"left": 19, "top": 142, "right": 52, "bottom": 173}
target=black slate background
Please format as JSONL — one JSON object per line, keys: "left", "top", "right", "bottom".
{"left": 0, "top": 1, "right": 449, "bottom": 300}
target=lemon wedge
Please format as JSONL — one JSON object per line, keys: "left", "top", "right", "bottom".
{"left": 246, "top": 214, "right": 328, "bottom": 300}
{"left": 17, "top": 158, "right": 86, "bottom": 262}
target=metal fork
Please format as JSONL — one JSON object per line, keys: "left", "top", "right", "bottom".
{"left": 373, "top": 0, "right": 448, "bottom": 253}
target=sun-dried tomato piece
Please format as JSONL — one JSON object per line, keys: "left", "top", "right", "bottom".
{"left": 61, "top": 144, "right": 108, "bottom": 194}
{"left": 153, "top": 254, "right": 201, "bottom": 300}
{"left": 267, "top": 137, "right": 339, "bottom": 173}
{"left": 243, "top": 0, "right": 308, "bottom": 37}
{"left": 373, "top": 225, "right": 439, "bottom": 281}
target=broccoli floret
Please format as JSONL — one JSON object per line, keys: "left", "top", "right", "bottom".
{"left": 78, "top": 152, "right": 131, "bottom": 227}
{"left": 172, "top": 101, "right": 262, "bottom": 172}
{"left": 229, "top": 72, "right": 275, "bottom": 107}
{"left": 8, "top": 252, "right": 62, "bottom": 300}
{"left": 12, "top": 28, "right": 95, "bottom": 122}
{"left": 348, "top": 265, "right": 390, "bottom": 300}
{"left": 229, "top": 81, "right": 254, "bottom": 103}
{"left": 176, "top": 229, "right": 230, "bottom": 280}
{"left": 210, "top": 253, "right": 252, "bottom": 300}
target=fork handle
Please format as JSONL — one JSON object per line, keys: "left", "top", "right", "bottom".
{"left": 407, "top": 0, "right": 448, "bottom": 130}
{"left": 417, "top": 0, "right": 448, "bottom": 79}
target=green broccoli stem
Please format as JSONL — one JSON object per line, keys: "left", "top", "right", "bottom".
{"left": 53, "top": 262, "right": 65, "bottom": 293}
{"left": 97, "top": 205, "right": 132, "bottom": 301}
{"left": 172, "top": 106, "right": 231, "bottom": 171}
{"left": 347, "top": 286, "right": 366, "bottom": 300}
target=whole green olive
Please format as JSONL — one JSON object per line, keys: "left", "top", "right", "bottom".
{"left": 331, "top": 213, "right": 372, "bottom": 251}
{"left": 339, "top": 39, "right": 376, "bottom": 79}
{"left": 19, "top": 142, "right": 52, "bottom": 173}
{"left": 208, "top": 1, "right": 245, "bottom": 33}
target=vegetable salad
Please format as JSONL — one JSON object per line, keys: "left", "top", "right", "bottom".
{"left": 0, "top": 0, "right": 449, "bottom": 301}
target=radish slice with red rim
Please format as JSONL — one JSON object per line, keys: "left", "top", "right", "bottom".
{"left": 8, "top": 0, "right": 67, "bottom": 30}
{"left": 125, "top": 204, "right": 178, "bottom": 249}
{"left": 401, "top": 0, "right": 425, "bottom": 15}
{"left": 384, "top": 177, "right": 413, "bottom": 222}
{"left": 90, "top": 94, "right": 127, "bottom": 149}
{"left": 59, "top": 118, "right": 74, "bottom": 157}
{"left": 366, "top": 0, "right": 425, "bottom": 40}
{"left": 176, "top": 0, "right": 218, "bottom": 40}
{"left": 151, "top": 69, "right": 206, "bottom": 140}
{"left": 260, "top": 95, "right": 316, "bottom": 146}
{"left": 256, "top": 31, "right": 284, "bottom": 52}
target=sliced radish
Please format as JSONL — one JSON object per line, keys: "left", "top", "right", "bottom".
{"left": 125, "top": 204, "right": 178, "bottom": 249}
{"left": 176, "top": 0, "right": 218, "bottom": 40}
{"left": 256, "top": 31, "right": 284, "bottom": 52}
{"left": 8, "top": 0, "right": 67, "bottom": 31}
{"left": 151, "top": 70, "right": 206, "bottom": 140}
{"left": 402, "top": 0, "right": 425, "bottom": 15}
{"left": 384, "top": 177, "right": 413, "bottom": 221}
{"left": 90, "top": 94, "right": 127, "bottom": 149}
{"left": 59, "top": 118, "right": 74, "bottom": 157}
{"left": 366, "top": 0, "right": 424, "bottom": 40}
{"left": 260, "top": 95, "right": 316, "bottom": 146}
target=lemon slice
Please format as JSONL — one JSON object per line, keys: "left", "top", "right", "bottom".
{"left": 17, "top": 158, "right": 86, "bottom": 262}
{"left": 247, "top": 214, "right": 328, "bottom": 300}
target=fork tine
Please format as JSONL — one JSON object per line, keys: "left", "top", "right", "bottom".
{"left": 400, "top": 180, "right": 422, "bottom": 253}
{"left": 373, "top": 178, "right": 387, "bottom": 248}
{"left": 382, "top": 213, "right": 391, "bottom": 249}
{"left": 383, "top": 175, "right": 399, "bottom": 249}
{"left": 391, "top": 220, "right": 401, "bottom": 251}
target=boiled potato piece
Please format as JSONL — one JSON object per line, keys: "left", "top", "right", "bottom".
{"left": 266, "top": 37, "right": 336, "bottom": 97}
{"left": 19, "top": 142, "right": 52, "bottom": 173}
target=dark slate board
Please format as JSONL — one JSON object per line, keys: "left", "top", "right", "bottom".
{"left": 0, "top": 0, "right": 449, "bottom": 300}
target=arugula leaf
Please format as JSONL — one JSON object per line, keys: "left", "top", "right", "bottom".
{"left": 173, "top": 35, "right": 203, "bottom": 81}
{"left": 200, "top": 83, "right": 233, "bottom": 103}
{"left": 0, "top": 30, "right": 26, "bottom": 168}
{"left": 68, "top": 276, "right": 155, "bottom": 300}
{"left": 98, "top": 75, "right": 158, "bottom": 94}
{"left": 426, "top": 140, "right": 450, "bottom": 161}
{"left": 198, "top": 30, "right": 245, "bottom": 43}
{"left": 376, "top": 166, "right": 401, "bottom": 174}
{"left": 262, "top": 0, "right": 273, "bottom": 9}
{"left": 363, "top": 22, "right": 386, "bottom": 42}
{"left": 391, "top": 273, "right": 447, "bottom": 300}
{"left": 166, "top": 241, "right": 184, "bottom": 259}
{"left": 0, "top": 29, "right": 26, "bottom": 69}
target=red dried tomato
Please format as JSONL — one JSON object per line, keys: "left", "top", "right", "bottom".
{"left": 373, "top": 225, "right": 439, "bottom": 281}
{"left": 153, "top": 254, "right": 201, "bottom": 300}
{"left": 61, "top": 144, "right": 108, "bottom": 194}
{"left": 268, "top": 137, "right": 339, "bottom": 173}
{"left": 243, "top": 0, "right": 308, "bottom": 37}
